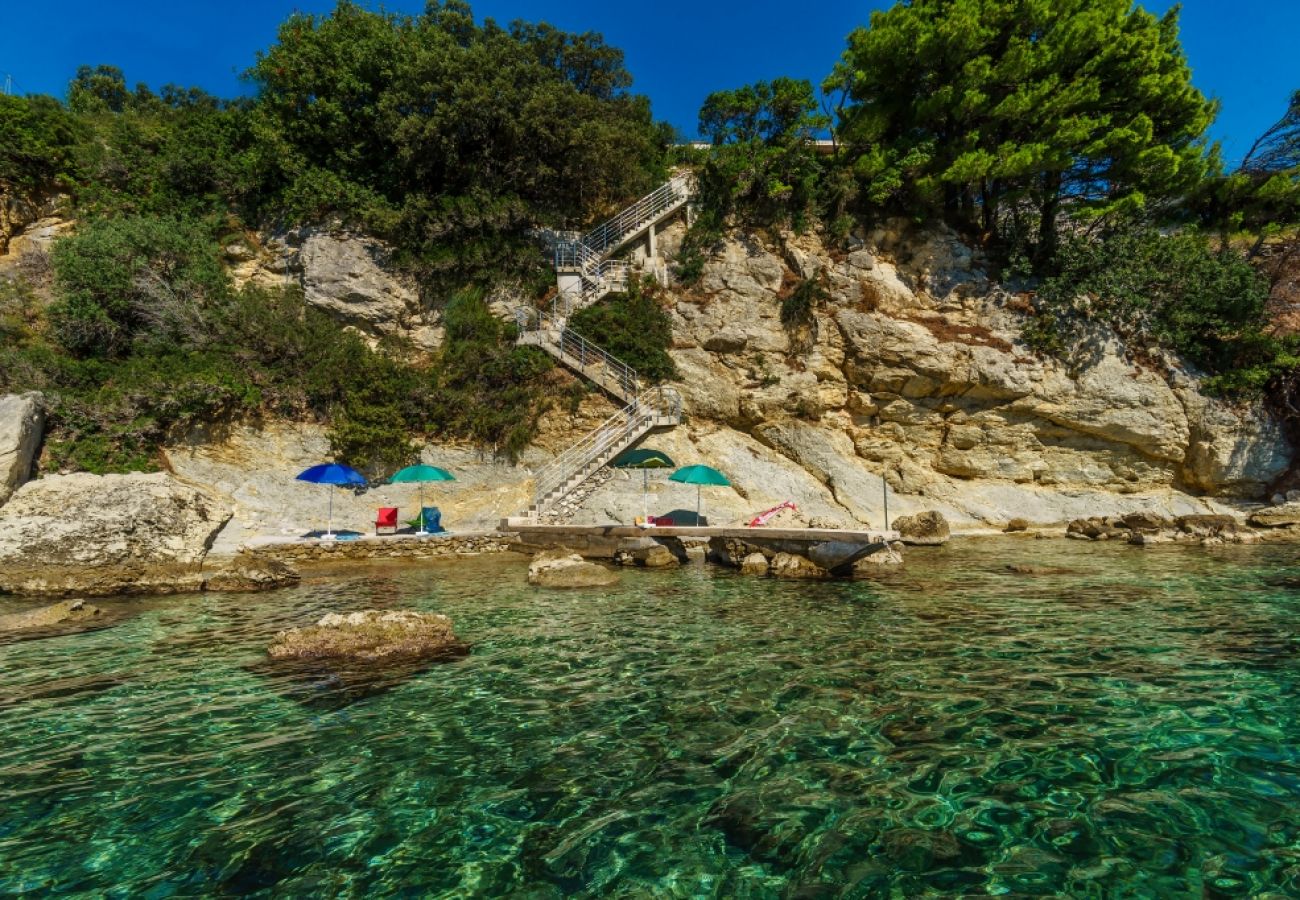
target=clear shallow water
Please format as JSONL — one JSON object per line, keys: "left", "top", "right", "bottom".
{"left": 2, "top": 540, "right": 1299, "bottom": 897}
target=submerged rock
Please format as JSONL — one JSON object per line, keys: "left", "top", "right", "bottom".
{"left": 268, "top": 610, "right": 465, "bottom": 662}
{"left": 769, "top": 552, "right": 827, "bottom": 579}
{"left": 0, "top": 598, "right": 101, "bottom": 633}
{"left": 892, "top": 510, "right": 950, "bottom": 546}
{"left": 202, "top": 555, "right": 301, "bottom": 592}
{"left": 1005, "top": 564, "right": 1075, "bottom": 576}
{"left": 527, "top": 549, "right": 620, "bottom": 588}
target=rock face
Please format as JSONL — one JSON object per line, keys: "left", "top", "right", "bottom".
{"left": 301, "top": 233, "right": 413, "bottom": 325}
{"left": 610, "top": 223, "right": 1294, "bottom": 532}
{"left": 0, "top": 392, "right": 44, "bottom": 507}
{"left": 0, "top": 472, "right": 233, "bottom": 596}
{"left": 892, "top": 510, "right": 951, "bottom": 546}
{"left": 268, "top": 610, "right": 464, "bottom": 661}
{"left": 527, "top": 549, "right": 621, "bottom": 588}
{"left": 0, "top": 598, "right": 101, "bottom": 633}
{"left": 1248, "top": 503, "right": 1300, "bottom": 528}
{"left": 740, "top": 552, "right": 770, "bottom": 575}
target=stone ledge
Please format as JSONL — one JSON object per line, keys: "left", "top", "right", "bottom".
{"left": 247, "top": 532, "right": 518, "bottom": 563}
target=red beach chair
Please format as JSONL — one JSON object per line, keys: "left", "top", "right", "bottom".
{"left": 375, "top": 507, "right": 399, "bottom": 535}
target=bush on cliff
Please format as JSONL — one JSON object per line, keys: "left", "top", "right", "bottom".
{"left": 1023, "top": 226, "right": 1292, "bottom": 394}
{"left": 567, "top": 278, "right": 677, "bottom": 383}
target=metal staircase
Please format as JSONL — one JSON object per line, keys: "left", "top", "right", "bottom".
{"left": 526, "top": 384, "right": 682, "bottom": 516}
{"left": 514, "top": 174, "right": 695, "bottom": 517}
{"left": 553, "top": 173, "right": 693, "bottom": 313}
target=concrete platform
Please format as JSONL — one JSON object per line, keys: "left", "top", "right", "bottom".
{"left": 503, "top": 521, "right": 899, "bottom": 573}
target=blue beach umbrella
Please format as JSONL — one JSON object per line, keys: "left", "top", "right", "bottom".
{"left": 391, "top": 464, "right": 455, "bottom": 534}
{"left": 668, "top": 464, "right": 731, "bottom": 525}
{"left": 297, "top": 463, "right": 367, "bottom": 538}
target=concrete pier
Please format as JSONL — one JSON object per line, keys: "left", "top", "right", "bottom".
{"left": 503, "top": 522, "right": 898, "bottom": 573}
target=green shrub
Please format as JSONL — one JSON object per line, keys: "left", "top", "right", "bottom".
{"left": 567, "top": 278, "right": 677, "bottom": 383}
{"left": 49, "top": 215, "right": 227, "bottom": 356}
{"left": 426, "top": 289, "right": 555, "bottom": 461}
{"left": 1026, "top": 226, "right": 1280, "bottom": 390}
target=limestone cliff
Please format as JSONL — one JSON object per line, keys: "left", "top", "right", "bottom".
{"left": 154, "top": 221, "right": 1292, "bottom": 541}
{"left": 562, "top": 222, "right": 1289, "bottom": 530}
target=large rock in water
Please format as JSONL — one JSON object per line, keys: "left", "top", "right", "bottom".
{"left": 892, "top": 510, "right": 951, "bottom": 546}
{"left": 0, "top": 392, "right": 44, "bottom": 507}
{"left": 527, "top": 549, "right": 621, "bottom": 588}
{"left": 0, "top": 472, "right": 232, "bottom": 596}
{"left": 268, "top": 610, "right": 465, "bottom": 661}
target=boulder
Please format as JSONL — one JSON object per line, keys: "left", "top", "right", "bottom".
{"left": 633, "top": 544, "right": 679, "bottom": 568}
{"left": 769, "top": 552, "right": 827, "bottom": 579}
{"left": 703, "top": 328, "right": 749, "bottom": 354}
{"left": 1121, "top": 511, "right": 1172, "bottom": 533}
{"left": 739, "top": 552, "right": 770, "bottom": 575}
{"left": 1248, "top": 503, "right": 1300, "bottom": 529}
{"left": 0, "top": 392, "right": 44, "bottom": 507}
{"left": 0, "top": 472, "right": 232, "bottom": 596}
{"left": 268, "top": 610, "right": 465, "bottom": 662}
{"left": 0, "top": 598, "right": 102, "bottom": 633}
{"left": 892, "top": 510, "right": 951, "bottom": 546}
{"left": 1176, "top": 514, "right": 1243, "bottom": 537}
{"left": 527, "top": 549, "right": 620, "bottom": 588}
{"left": 1003, "top": 518, "right": 1029, "bottom": 533}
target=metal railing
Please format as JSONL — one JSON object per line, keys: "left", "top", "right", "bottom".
{"left": 530, "top": 384, "right": 683, "bottom": 511}
{"left": 579, "top": 174, "right": 694, "bottom": 256}
{"left": 515, "top": 307, "right": 639, "bottom": 400}
{"left": 515, "top": 173, "right": 695, "bottom": 514}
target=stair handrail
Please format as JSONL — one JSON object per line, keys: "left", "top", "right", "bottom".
{"left": 579, "top": 174, "right": 694, "bottom": 256}
{"left": 530, "top": 384, "right": 683, "bottom": 510}
{"left": 531, "top": 395, "right": 648, "bottom": 508}
{"left": 515, "top": 307, "right": 639, "bottom": 400}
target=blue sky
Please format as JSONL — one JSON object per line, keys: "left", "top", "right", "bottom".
{"left": 2, "top": 1, "right": 1296, "bottom": 164}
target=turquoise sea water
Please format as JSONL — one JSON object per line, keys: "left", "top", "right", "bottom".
{"left": 1, "top": 539, "right": 1298, "bottom": 897}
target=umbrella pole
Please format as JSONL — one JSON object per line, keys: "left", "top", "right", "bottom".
{"left": 417, "top": 485, "right": 427, "bottom": 535}
{"left": 327, "top": 485, "right": 334, "bottom": 538}
{"left": 697, "top": 484, "right": 702, "bottom": 526}
{"left": 643, "top": 468, "right": 648, "bottom": 523}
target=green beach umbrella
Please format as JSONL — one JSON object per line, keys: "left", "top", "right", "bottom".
{"left": 391, "top": 464, "right": 455, "bottom": 534}
{"left": 612, "top": 448, "right": 676, "bottom": 522}
{"left": 668, "top": 464, "right": 731, "bottom": 525}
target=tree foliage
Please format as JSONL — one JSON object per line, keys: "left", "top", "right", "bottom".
{"left": 247, "top": 0, "right": 669, "bottom": 288}
{"left": 829, "top": 0, "right": 1214, "bottom": 263}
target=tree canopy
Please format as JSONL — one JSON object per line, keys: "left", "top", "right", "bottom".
{"left": 247, "top": 0, "right": 670, "bottom": 287}
{"left": 828, "top": 0, "right": 1215, "bottom": 261}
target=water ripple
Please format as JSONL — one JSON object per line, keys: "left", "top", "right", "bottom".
{"left": 0, "top": 543, "right": 1298, "bottom": 896}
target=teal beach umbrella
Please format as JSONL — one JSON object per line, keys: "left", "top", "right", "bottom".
{"left": 391, "top": 464, "right": 455, "bottom": 534}
{"left": 613, "top": 448, "right": 675, "bottom": 521}
{"left": 297, "top": 463, "right": 367, "bottom": 538}
{"left": 668, "top": 464, "right": 731, "bottom": 525}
